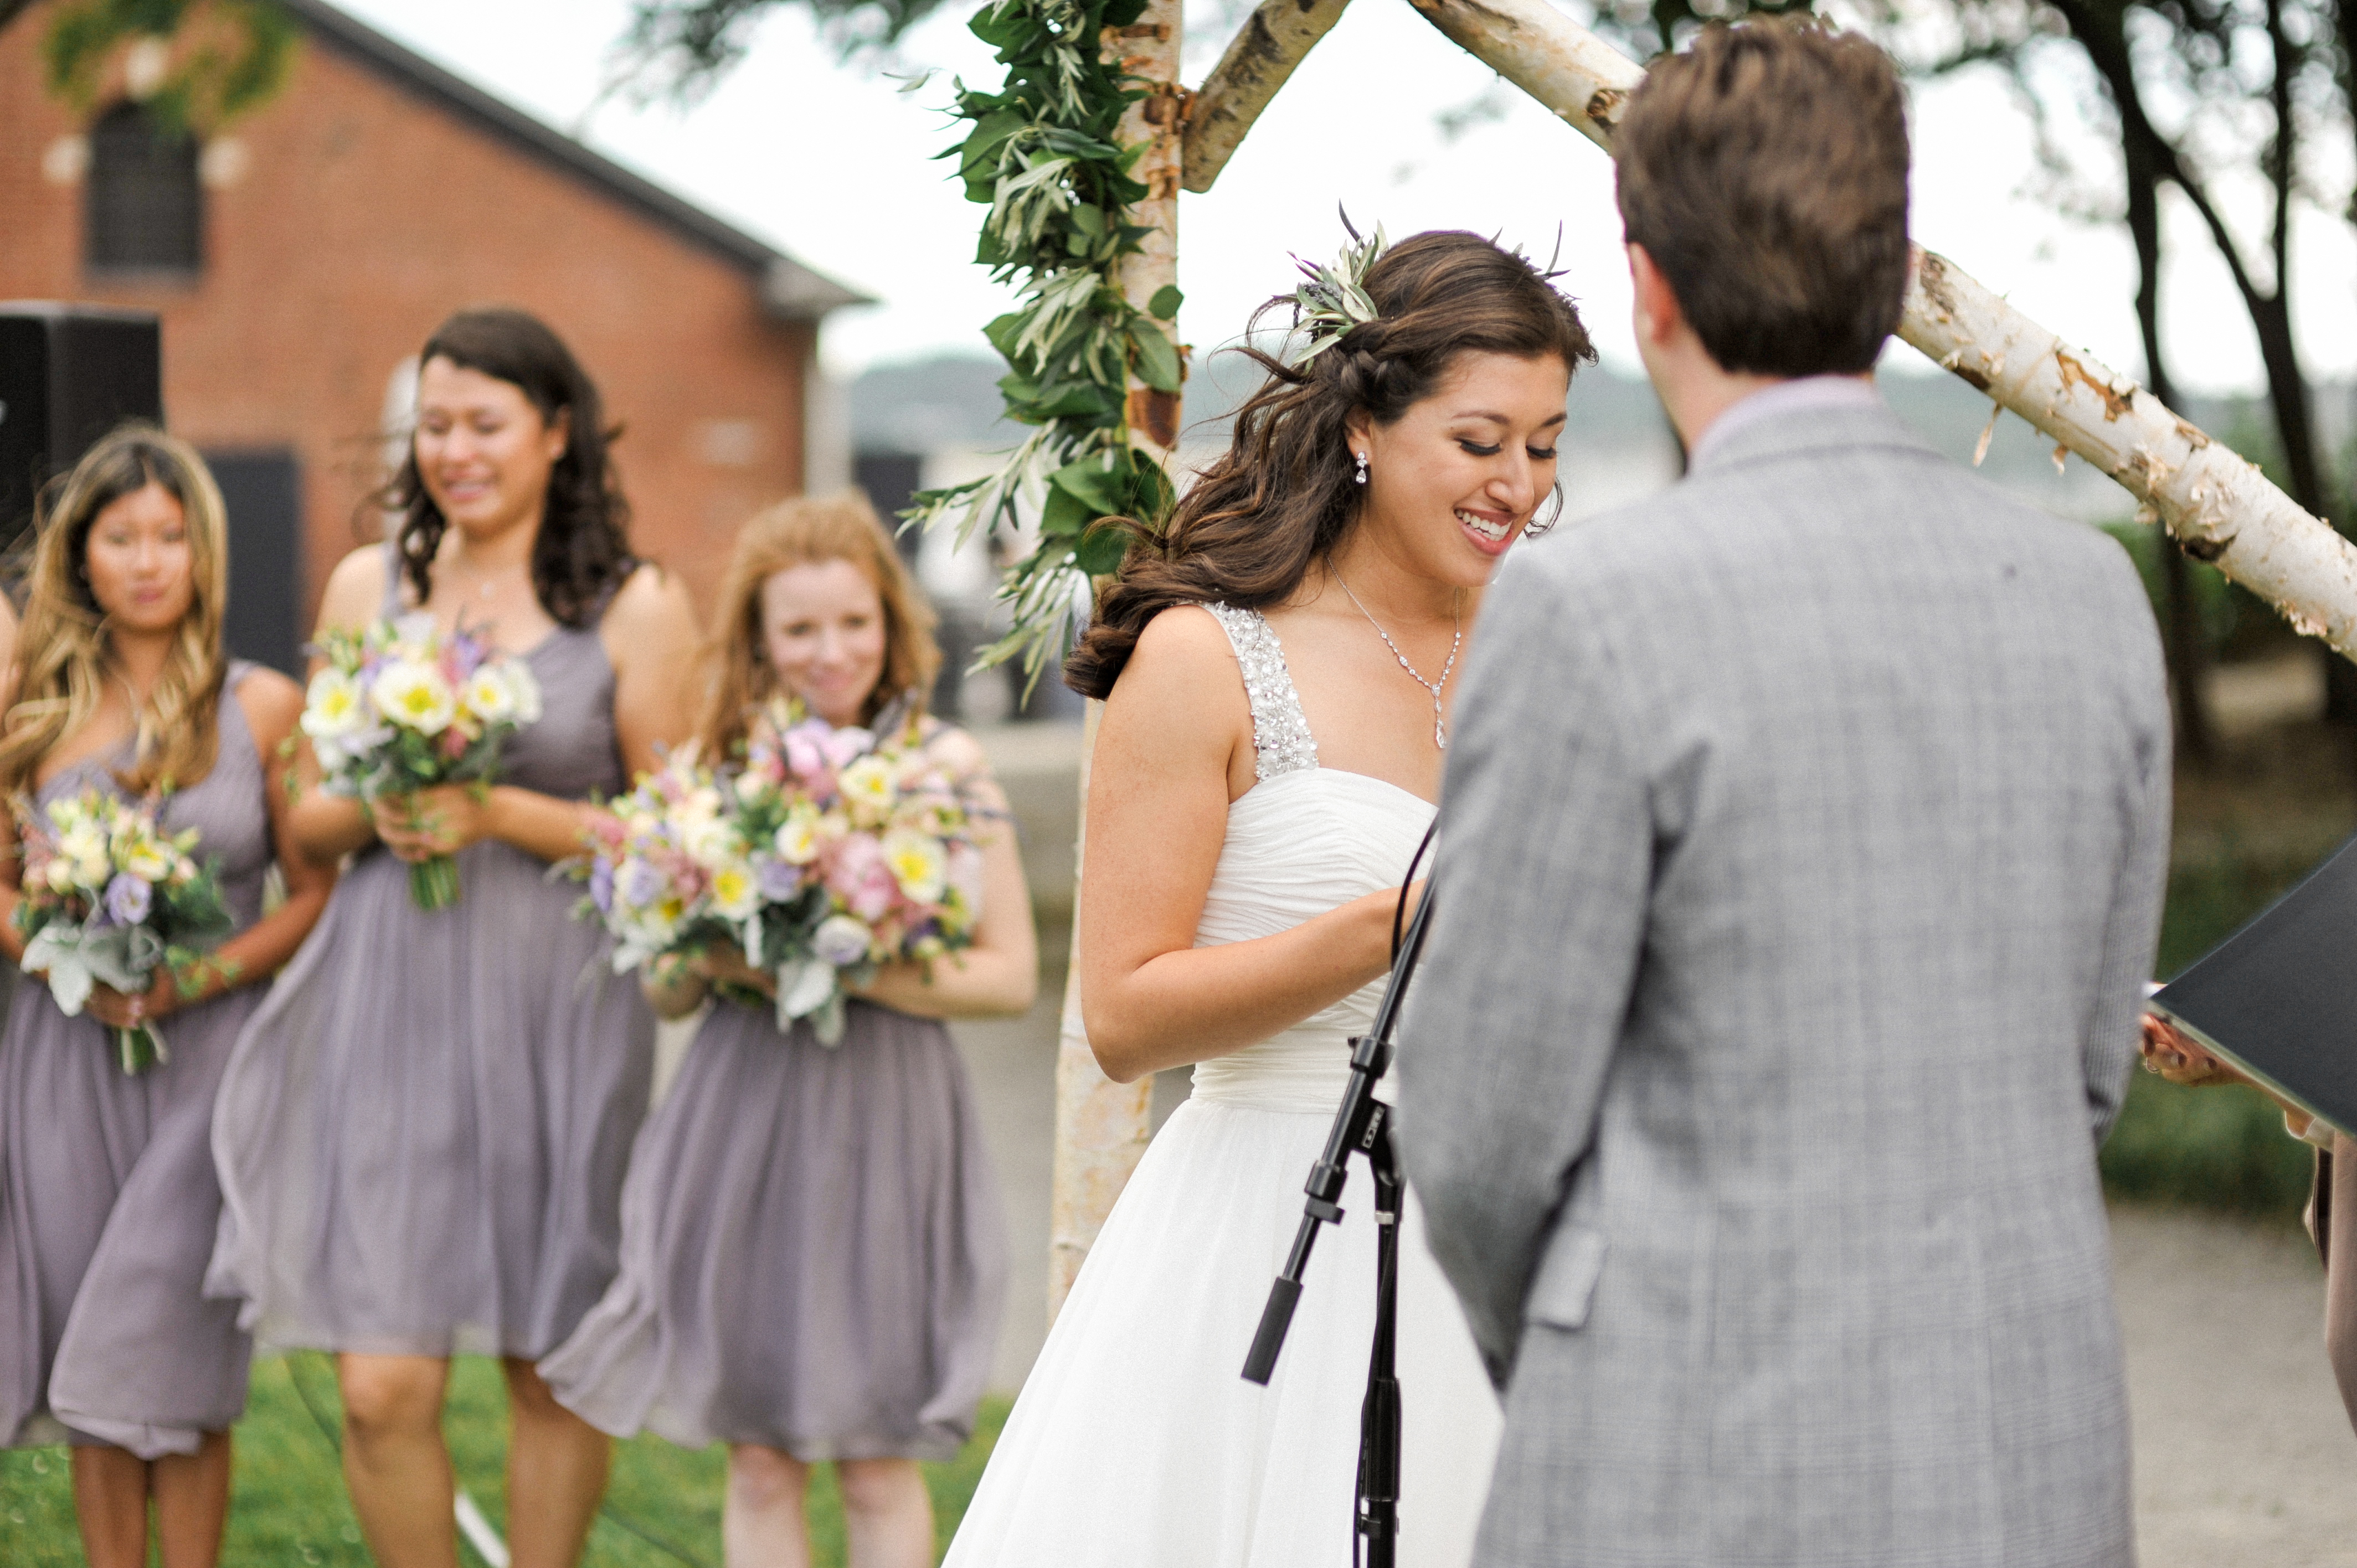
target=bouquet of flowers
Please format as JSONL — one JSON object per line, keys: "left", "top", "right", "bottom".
{"left": 577, "top": 704, "right": 986, "bottom": 1044}
{"left": 13, "top": 790, "right": 233, "bottom": 1074}
{"left": 301, "top": 611, "right": 543, "bottom": 910}
{"left": 575, "top": 747, "right": 739, "bottom": 978}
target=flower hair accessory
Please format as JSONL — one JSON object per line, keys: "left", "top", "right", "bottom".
{"left": 1289, "top": 209, "right": 1389, "bottom": 362}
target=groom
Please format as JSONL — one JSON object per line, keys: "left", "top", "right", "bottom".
{"left": 1398, "top": 21, "right": 2169, "bottom": 1566}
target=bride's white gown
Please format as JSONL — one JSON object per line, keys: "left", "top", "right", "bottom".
{"left": 945, "top": 604, "right": 1502, "bottom": 1566}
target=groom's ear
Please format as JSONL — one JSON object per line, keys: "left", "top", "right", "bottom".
{"left": 1627, "top": 243, "right": 1686, "bottom": 353}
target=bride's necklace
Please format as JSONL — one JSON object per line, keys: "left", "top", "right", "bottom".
{"left": 1335, "top": 572, "right": 1461, "bottom": 751}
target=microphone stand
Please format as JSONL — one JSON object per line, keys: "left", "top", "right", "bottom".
{"left": 1242, "top": 883, "right": 1435, "bottom": 1568}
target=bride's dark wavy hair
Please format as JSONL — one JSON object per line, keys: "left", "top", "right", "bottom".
{"left": 1065, "top": 230, "right": 1596, "bottom": 698}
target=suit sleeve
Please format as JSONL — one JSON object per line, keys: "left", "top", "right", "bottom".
{"left": 1396, "top": 556, "right": 1651, "bottom": 1387}
{"left": 2082, "top": 617, "right": 2173, "bottom": 1148}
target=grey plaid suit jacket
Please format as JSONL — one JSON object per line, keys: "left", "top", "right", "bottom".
{"left": 1398, "top": 399, "right": 2169, "bottom": 1567}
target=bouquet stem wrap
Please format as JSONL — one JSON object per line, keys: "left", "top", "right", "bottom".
{"left": 409, "top": 854, "right": 462, "bottom": 911}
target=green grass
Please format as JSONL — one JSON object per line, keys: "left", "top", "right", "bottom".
{"left": 0, "top": 1355, "right": 1008, "bottom": 1566}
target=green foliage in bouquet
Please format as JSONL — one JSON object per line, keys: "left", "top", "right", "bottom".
{"left": 901, "top": 0, "right": 1180, "bottom": 687}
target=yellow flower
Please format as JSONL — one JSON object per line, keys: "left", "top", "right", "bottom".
{"left": 880, "top": 828, "right": 946, "bottom": 904}
{"left": 121, "top": 838, "right": 172, "bottom": 883}
{"left": 370, "top": 661, "right": 456, "bottom": 735}
{"left": 838, "top": 756, "right": 897, "bottom": 826}
{"left": 460, "top": 668, "right": 517, "bottom": 725}
{"left": 774, "top": 806, "right": 821, "bottom": 866}
{"left": 709, "top": 861, "right": 761, "bottom": 921}
{"left": 301, "top": 667, "right": 368, "bottom": 739}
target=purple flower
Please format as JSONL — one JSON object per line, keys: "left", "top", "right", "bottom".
{"left": 755, "top": 857, "right": 804, "bottom": 902}
{"left": 104, "top": 873, "right": 152, "bottom": 927}
{"left": 589, "top": 858, "right": 615, "bottom": 915}
{"left": 620, "top": 859, "right": 665, "bottom": 909}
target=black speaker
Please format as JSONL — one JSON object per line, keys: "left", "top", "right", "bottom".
{"left": 0, "top": 302, "right": 164, "bottom": 551}
{"left": 205, "top": 448, "right": 306, "bottom": 677}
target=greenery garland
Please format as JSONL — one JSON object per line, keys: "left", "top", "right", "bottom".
{"left": 902, "top": 0, "right": 1183, "bottom": 685}
{"left": 43, "top": 0, "right": 296, "bottom": 136}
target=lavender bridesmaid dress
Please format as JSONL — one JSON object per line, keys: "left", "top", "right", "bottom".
{"left": 207, "top": 575, "right": 656, "bottom": 1360}
{"left": 0, "top": 665, "right": 274, "bottom": 1456}
{"left": 541, "top": 993, "right": 1005, "bottom": 1460}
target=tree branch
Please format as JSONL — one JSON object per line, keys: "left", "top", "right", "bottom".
{"left": 1181, "top": 0, "right": 1352, "bottom": 193}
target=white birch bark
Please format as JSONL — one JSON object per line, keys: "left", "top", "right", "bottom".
{"left": 1393, "top": 0, "right": 2357, "bottom": 661}
{"left": 1047, "top": 0, "right": 1185, "bottom": 1321}
{"left": 1182, "top": 0, "right": 1355, "bottom": 193}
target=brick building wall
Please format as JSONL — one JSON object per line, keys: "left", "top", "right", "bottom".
{"left": 0, "top": 1, "right": 849, "bottom": 633}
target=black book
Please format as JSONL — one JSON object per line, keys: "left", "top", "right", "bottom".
{"left": 2150, "top": 831, "right": 2357, "bottom": 1136}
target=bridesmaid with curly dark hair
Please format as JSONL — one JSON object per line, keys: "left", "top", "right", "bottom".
{"left": 207, "top": 308, "right": 701, "bottom": 1568}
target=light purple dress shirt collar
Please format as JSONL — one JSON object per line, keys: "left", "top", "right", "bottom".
{"left": 1685, "top": 374, "right": 1883, "bottom": 472}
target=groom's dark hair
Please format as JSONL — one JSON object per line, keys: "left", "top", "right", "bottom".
{"left": 1614, "top": 20, "right": 1910, "bottom": 376}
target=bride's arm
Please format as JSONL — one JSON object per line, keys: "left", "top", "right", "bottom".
{"left": 1081, "top": 607, "right": 1406, "bottom": 1084}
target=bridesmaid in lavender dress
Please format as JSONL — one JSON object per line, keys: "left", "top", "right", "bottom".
{"left": 205, "top": 311, "right": 700, "bottom": 1568}
{"left": 0, "top": 428, "right": 332, "bottom": 1568}
{"left": 541, "top": 493, "right": 1032, "bottom": 1568}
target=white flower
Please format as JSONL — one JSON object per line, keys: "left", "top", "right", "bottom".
{"left": 371, "top": 661, "right": 456, "bottom": 735}
{"left": 837, "top": 756, "right": 897, "bottom": 826}
{"left": 301, "top": 667, "right": 369, "bottom": 739}
{"left": 58, "top": 822, "right": 110, "bottom": 890}
{"left": 879, "top": 828, "right": 946, "bottom": 904}
{"left": 811, "top": 913, "right": 873, "bottom": 968}
{"left": 461, "top": 668, "right": 516, "bottom": 725}
{"left": 120, "top": 837, "right": 171, "bottom": 884}
{"left": 625, "top": 891, "right": 687, "bottom": 949}
{"left": 773, "top": 806, "right": 821, "bottom": 866}
{"left": 708, "top": 860, "right": 762, "bottom": 921}
{"left": 501, "top": 661, "right": 544, "bottom": 725}
{"left": 682, "top": 814, "right": 738, "bottom": 871}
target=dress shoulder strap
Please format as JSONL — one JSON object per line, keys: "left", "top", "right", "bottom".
{"left": 1200, "top": 602, "right": 1317, "bottom": 783}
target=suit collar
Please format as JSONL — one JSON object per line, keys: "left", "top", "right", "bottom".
{"left": 1685, "top": 392, "right": 1937, "bottom": 478}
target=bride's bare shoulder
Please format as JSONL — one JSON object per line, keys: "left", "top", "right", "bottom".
{"left": 1101, "top": 605, "right": 1252, "bottom": 758}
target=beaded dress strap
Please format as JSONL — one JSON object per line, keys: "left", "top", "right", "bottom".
{"left": 1201, "top": 602, "right": 1317, "bottom": 783}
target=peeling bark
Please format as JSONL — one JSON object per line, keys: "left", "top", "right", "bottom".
{"left": 1399, "top": 0, "right": 1641, "bottom": 148}
{"left": 1903, "top": 252, "right": 2357, "bottom": 658}
{"left": 1049, "top": 0, "right": 1186, "bottom": 1321}
{"left": 1182, "top": 0, "right": 1354, "bottom": 193}
{"left": 1397, "top": 0, "right": 2357, "bottom": 665}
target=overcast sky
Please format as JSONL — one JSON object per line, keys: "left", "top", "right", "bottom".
{"left": 334, "top": 0, "right": 2357, "bottom": 395}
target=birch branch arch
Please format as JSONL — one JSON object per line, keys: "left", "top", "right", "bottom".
{"left": 1041, "top": 0, "right": 2357, "bottom": 1318}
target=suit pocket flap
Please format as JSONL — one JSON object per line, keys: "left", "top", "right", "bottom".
{"left": 1524, "top": 1224, "right": 1608, "bottom": 1330}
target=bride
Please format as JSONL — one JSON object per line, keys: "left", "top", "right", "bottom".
{"left": 944, "top": 229, "right": 1596, "bottom": 1565}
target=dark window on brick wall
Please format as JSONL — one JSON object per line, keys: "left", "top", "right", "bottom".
{"left": 85, "top": 102, "right": 203, "bottom": 278}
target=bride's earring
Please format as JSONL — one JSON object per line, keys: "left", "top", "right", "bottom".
{"left": 1353, "top": 450, "right": 1369, "bottom": 486}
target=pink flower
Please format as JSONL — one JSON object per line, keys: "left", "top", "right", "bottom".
{"left": 825, "top": 834, "right": 898, "bottom": 922}
{"left": 818, "top": 725, "right": 873, "bottom": 772}
{"left": 783, "top": 723, "right": 830, "bottom": 783}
